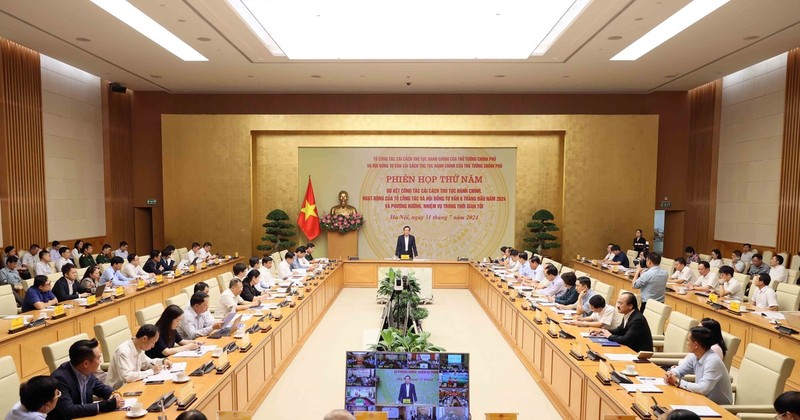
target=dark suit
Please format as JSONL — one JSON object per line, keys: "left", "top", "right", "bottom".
{"left": 50, "top": 361, "right": 116, "bottom": 420}
{"left": 395, "top": 235, "right": 418, "bottom": 259}
{"left": 607, "top": 309, "right": 653, "bottom": 352}
{"left": 52, "top": 276, "right": 87, "bottom": 302}
{"left": 157, "top": 258, "right": 175, "bottom": 273}
{"left": 398, "top": 382, "right": 417, "bottom": 404}
{"left": 143, "top": 258, "right": 163, "bottom": 274}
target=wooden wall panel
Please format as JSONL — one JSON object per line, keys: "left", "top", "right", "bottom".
{"left": 778, "top": 47, "right": 800, "bottom": 254}
{"left": 102, "top": 83, "right": 135, "bottom": 250}
{"left": 684, "top": 80, "right": 722, "bottom": 254}
{"left": 0, "top": 39, "right": 47, "bottom": 248}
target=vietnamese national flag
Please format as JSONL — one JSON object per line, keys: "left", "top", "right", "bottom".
{"left": 297, "top": 176, "right": 321, "bottom": 240}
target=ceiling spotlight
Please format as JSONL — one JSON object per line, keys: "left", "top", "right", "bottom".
{"left": 75, "top": 37, "right": 91, "bottom": 42}
{"left": 607, "top": 36, "right": 622, "bottom": 40}
{"left": 743, "top": 35, "right": 760, "bottom": 41}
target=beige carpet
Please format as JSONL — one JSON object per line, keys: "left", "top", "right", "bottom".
{"left": 254, "top": 288, "right": 560, "bottom": 419}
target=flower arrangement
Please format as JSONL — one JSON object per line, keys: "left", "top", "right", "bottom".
{"left": 320, "top": 212, "right": 364, "bottom": 233}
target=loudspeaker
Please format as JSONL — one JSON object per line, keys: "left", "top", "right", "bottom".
{"left": 109, "top": 82, "right": 127, "bottom": 93}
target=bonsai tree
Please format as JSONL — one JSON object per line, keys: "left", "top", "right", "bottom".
{"left": 257, "top": 209, "right": 297, "bottom": 254}
{"left": 524, "top": 209, "right": 561, "bottom": 255}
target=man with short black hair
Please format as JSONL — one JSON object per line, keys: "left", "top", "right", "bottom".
{"left": 692, "top": 261, "right": 719, "bottom": 291}
{"left": 278, "top": 252, "right": 294, "bottom": 279}
{"left": 305, "top": 243, "right": 316, "bottom": 261}
{"left": 731, "top": 250, "right": 745, "bottom": 273}
{"left": 665, "top": 326, "right": 733, "bottom": 404}
{"left": 291, "top": 246, "right": 310, "bottom": 270}
{"left": 747, "top": 254, "right": 769, "bottom": 278}
{"left": 114, "top": 241, "right": 129, "bottom": 259}
{"left": 606, "top": 245, "right": 629, "bottom": 268}
{"left": 6, "top": 375, "right": 61, "bottom": 419}
{"left": 55, "top": 247, "right": 73, "bottom": 272}
{"left": 49, "top": 339, "right": 123, "bottom": 420}
{"left": 198, "top": 242, "right": 213, "bottom": 261}
{"left": 257, "top": 256, "right": 275, "bottom": 290}
{"left": 558, "top": 276, "right": 595, "bottom": 315}
{"left": 573, "top": 295, "right": 620, "bottom": 329}
{"left": 632, "top": 252, "right": 668, "bottom": 312}
{"left": 179, "top": 292, "right": 221, "bottom": 339}
{"left": 521, "top": 256, "right": 545, "bottom": 285}
{"left": 770, "top": 254, "right": 788, "bottom": 288}
{"left": 34, "top": 250, "right": 52, "bottom": 276}
{"left": 394, "top": 225, "right": 418, "bottom": 260}
{"left": 590, "top": 292, "right": 653, "bottom": 352}
{"left": 52, "top": 264, "right": 89, "bottom": 302}
{"left": 751, "top": 273, "right": 779, "bottom": 311}
{"left": 21, "top": 244, "right": 41, "bottom": 277}
{"left": 158, "top": 248, "right": 175, "bottom": 272}
{"left": 100, "top": 256, "right": 134, "bottom": 286}
{"left": 185, "top": 242, "right": 202, "bottom": 263}
{"left": 717, "top": 266, "right": 743, "bottom": 300}
{"left": 193, "top": 281, "right": 209, "bottom": 294}
{"left": 741, "top": 243, "right": 754, "bottom": 263}
{"left": 537, "top": 266, "right": 565, "bottom": 296}
{"left": 506, "top": 250, "right": 521, "bottom": 272}
{"left": 217, "top": 265, "right": 259, "bottom": 317}
{"left": 0, "top": 255, "right": 24, "bottom": 306}
{"left": 95, "top": 244, "right": 112, "bottom": 264}
{"left": 79, "top": 243, "right": 96, "bottom": 268}
{"left": 49, "top": 240, "right": 62, "bottom": 263}
{"left": 122, "top": 254, "right": 153, "bottom": 281}
{"left": 671, "top": 257, "right": 694, "bottom": 284}
{"left": 143, "top": 250, "right": 163, "bottom": 274}
{"left": 22, "top": 275, "right": 58, "bottom": 312}
{"left": 106, "top": 324, "right": 168, "bottom": 389}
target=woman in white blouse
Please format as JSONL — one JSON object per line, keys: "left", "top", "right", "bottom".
{"left": 709, "top": 249, "right": 723, "bottom": 268}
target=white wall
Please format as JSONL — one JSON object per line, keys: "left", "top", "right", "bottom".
{"left": 41, "top": 55, "right": 105, "bottom": 241}
{"left": 715, "top": 52, "right": 787, "bottom": 247}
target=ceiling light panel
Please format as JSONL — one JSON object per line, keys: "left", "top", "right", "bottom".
{"left": 235, "top": 0, "right": 590, "bottom": 60}
{"left": 90, "top": 0, "right": 208, "bottom": 61}
{"left": 611, "top": 0, "right": 729, "bottom": 61}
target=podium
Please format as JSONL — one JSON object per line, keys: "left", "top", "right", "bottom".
{"left": 328, "top": 230, "right": 358, "bottom": 259}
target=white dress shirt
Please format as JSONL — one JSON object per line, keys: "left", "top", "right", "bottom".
{"left": 752, "top": 285, "right": 779, "bottom": 309}
{"left": 671, "top": 266, "right": 694, "bottom": 283}
{"left": 693, "top": 272, "right": 719, "bottom": 289}
{"left": 106, "top": 339, "right": 161, "bottom": 389}
{"left": 670, "top": 350, "right": 733, "bottom": 405}
{"left": 257, "top": 266, "right": 275, "bottom": 290}
{"left": 21, "top": 252, "right": 38, "bottom": 268}
{"left": 114, "top": 249, "right": 129, "bottom": 259}
{"left": 185, "top": 249, "right": 199, "bottom": 263}
{"left": 277, "top": 260, "right": 292, "bottom": 279}
{"left": 56, "top": 257, "right": 73, "bottom": 272}
{"left": 122, "top": 263, "right": 151, "bottom": 280}
{"left": 720, "top": 278, "right": 743, "bottom": 300}
{"left": 740, "top": 251, "right": 754, "bottom": 263}
{"left": 709, "top": 259, "right": 723, "bottom": 268}
{"left": 217, "top": 288, "right": 244, "bottom": 319}
{"left": 178, "top": 305, "right": 216, "bottom": 339}
{"left": 34, "top": 261, "right": 52, "bottom": 276}
{"left": 590, "top": 305, "right": 621, "bottom": 329}
{"left": 769, "top": 265, "right": 788, "bottom": 288}
{"left": 71, "top": 248, "right": 81, "bottom": 263}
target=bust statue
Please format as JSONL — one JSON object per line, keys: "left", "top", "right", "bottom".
{"left": 330, "top": 190, "right": 358, "bottom": 216}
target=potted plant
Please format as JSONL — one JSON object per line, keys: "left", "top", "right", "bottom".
{"left": 368, "top": 327, "right": 446, "bottom": 352}
{"left": 378, "top": 268, "right": 429, "bottom": 329}
{"left": 524, "top": 209, "right": 561, "bottom": 256}
{"left": 257, "top": 209, "right": 297, "bottom": 254}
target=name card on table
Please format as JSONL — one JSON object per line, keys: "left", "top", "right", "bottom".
{"left": 548, "top": 321, "right": 559, "bottom": 336}
{"left": 598, "top": 361, "right": 611, "bottom": 381}
{"left": 534, "top": 309, "right": 543, "bottom": 323}
{"left": 156, "top": 275, "right": 163, "bottom": 284}
{"left": 188, "top": 265, "right": 196, "bottom": 273}
{"left": 53, "top": 305, "right": 65, "bottom": 317}
{"left": 86, "top": 295, "right": 97, "bottom": 306}
{"left": 234, "top": 252, "right": 239, "bottom": 258}
{"left": 400, "top": 255, "right": 410, "bottom": 260}
{"left": 218, "top": 349, "right": 228, "bottom": 366}
{"left": 729, "top": 300, "right": 741, "bottom": 312}
{"left": 175, "top": 268, "right": 182, "bottom": 277}
{"left": 115, "top": 286, "right": 124, "bottom": 296}
{"left": 241, "top": 333, "right": 250, "bottom": 348}
{"left": 634, "top": 390, "right": 652, "bottom": 416}
{"left": 709, "top": 293, "right": 719, "bottom": 304}
{"left": 201, "top": 262, "right": 207, "bottom": 269}
{"left": 10, "top": 317, "right": 24, "bottom": 330}
{"left": 137, "top": 279, "right": 146, "bottom": 290}
{"left": 177, "top": 382, "right": 195, "bottom": 402}
{"left": 571, "top": 342, "right": 585, "bottom": 356}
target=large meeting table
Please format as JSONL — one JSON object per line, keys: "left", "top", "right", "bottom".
{"left": 0, "top": 259, "right": 741, "bottom": 419}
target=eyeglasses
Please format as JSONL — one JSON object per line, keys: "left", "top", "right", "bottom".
{"left": 776, "top": 413, "right": 789, "bottom": 420}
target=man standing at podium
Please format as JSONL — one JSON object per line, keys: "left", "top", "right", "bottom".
{"left": 395, "top": 226, "right": 418, "bottom": 260}
{"left": 397, "top": 375, "right": 417, "bottom": 404}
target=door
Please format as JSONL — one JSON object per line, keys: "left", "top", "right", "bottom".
{"left": 134, "top": 207, "right": 153, "bottom": 256}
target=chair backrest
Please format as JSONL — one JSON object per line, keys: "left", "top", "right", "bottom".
{"left": 594, "top": 282, "right": 615, "bottom": 305}
{"left": 560, "top": 266, "right": 574, "bottom": 274}
{"left": 166, "top": 293, "right": 190, "bottom": 309}
{"left": 791, "top": 255, "right": 800, "bottom": 271}
{"left": 76, "top": 266, "right": 88, "bottom": 278}
{"left": 575, "top": 270, "right": 589, "bottom": 278}
{"left": 182, "top": 284, "right": 194, "bottom": 298}
{"left": 736, "top": 343, "right": 795, "bottom": 405}
{"left": 722, "top": 258, "right": 732, "bottom": 267}
{"left": 21, "top": 278, "right": 33, "bottom": 291}
{"left": 589, "top": 277, "right": 598, "bottom": 289}
{"left": 0, "top": 285, "right": 18, "bottom": 316}
{"left": 542, "top": 258, "right": 562, "bottom": 272}
{"left": 642, "top": 299, "right": 671, "bottom": 336}
{"left": 762, "top": 250, "right": 774, "bottom": 264}
{"left": 135, "top": 303, "right": 164, "bottom": 326}
{"left": 176, "top": 247, "right": 188, "bottom": 262}
{"left": 42, "top": 333, "right": 89, "bottom": 373}
{"left": 659, "top": 257, "right": 675, "bottom": 276}
{"left": 733, "top": 272, "right": 749, "bottom": 285}
{"left": 94, "top": 315, "right": 132, "bottom": 363}
{"left": 698, "top": 253, "right": 711, "bottom": 262}
{"left": 0, "top": 355, "right": 20, "bottom": 415}
{"left": 689, "top": 262, "right": 698, "bottom": 270}
{"left": 533, "top": 253, "right": 542, "bottom": 261}
{"left": 626, "top": 250, "right": 638, "bottom": 261}
{"left": 47, "top": 272, "right": 61, "bottom": 284}
{"left": 207, "top": 280, "right": 222, "bottom": 313}
{"left": 218, "top": 271, "right": 234, "bottom": 291}
{"left": 721, "top": 331, "right": 741, "bottom": 371}
{"left": 524, "top": 250, "right": 532, "bottom": 260}
{"left": 776, "top": 282, "right": 800, "bottom": 311}
{"left": 270, "top": 252, "right": 282, "bottom": 275}
{"left": 279, "top": 249, "right": 288, "bottom": 260}
{"left": 662, "top": 312, "right": 699, "bottom": 353}
{"left": 788, "top": 269, "right": 799, "bottom": 285}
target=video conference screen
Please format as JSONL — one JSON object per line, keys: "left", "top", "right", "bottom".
{"left": 345, "top": 351, "right": 469, "bottom": 420}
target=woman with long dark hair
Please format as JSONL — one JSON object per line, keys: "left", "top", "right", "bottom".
{"left": 700, "top": 317, "right": 727, "bottom": 359}
{"left": 81, "top": 265, "right": 101, "bottom": 293}
{"left": 146, "top": 304, "right": 200, "bottom": 358}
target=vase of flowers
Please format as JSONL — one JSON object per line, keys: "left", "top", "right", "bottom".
{"left": 320, "top": 212, "right": 364, "bottom": 233}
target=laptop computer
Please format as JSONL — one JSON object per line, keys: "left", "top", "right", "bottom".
{"left": 208, "top": 312, "right": 241, "bottom": 339}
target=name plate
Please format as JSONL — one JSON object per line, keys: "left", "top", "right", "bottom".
{"left": 86, "top": 295, "right": 97, "bottom": 306}
{"left": 156, "top": 275, "right": 163, "bottom": 284}
{"left": 571, "top": 342, "right": 585, "bottom": 355}
{"left": 188, "top": 265, "right": 196, "bottom": 273}
{"left": 534, "top": 309, "right": 543, "bottom": 323}
{"left": 175, "top": 268, "right": 182, "bottom": 277}
{"left": 177, "top": 382, "right": 195, "bottom": 402}
{"left": 598, "top": 361, "right": 611, "bottom": 381}
{"left": 53, "top": 305, "right": 66, "bottom": 318}
{"left": 634, "top": 390, "right": 652, "bottom": 417}
{"left": 10, "top": 317, "right": 24, "bottom": 330}
{"left": 115, "top": 286, "right": 125, "bottom": 297}
{"left": 709, "top": 292, "right": 719, "bottom": 304}
{"left": 241, "top": 333, "right": 251, "bottom": 348}
{"left": 548, "top": 321, "right": 559, "bottom": 337}
{"left": 218, "top": 349, "right": 228, "bottom": 367}
{"left": 234, "top": 252, "right": 239, "bottom": 258}
{"left": 201, "top": 262, "right": 207, "bottom": 269}
{"left": 137, "top": 279, "right": 146, "bottom": 290}
{"left": 402, "top": 398, "right": 411, "bottom": 404}
{"left": 729, "top": 300, "right": 741, "bottom": 312}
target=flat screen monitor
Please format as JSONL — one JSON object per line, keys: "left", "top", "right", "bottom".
{"left": 344, "top": 351, "right": 469, "bottom": 420}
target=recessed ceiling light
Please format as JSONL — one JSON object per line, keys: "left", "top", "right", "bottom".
{"left": 743, "top": 35, "right": 759, "bottom": 41}
{"left": 310, "top": 74, "right": 322, "bottom": 78}
{"left": 562, "top": 75, "right": 570, "bottom": 78}
{"left": 229, "top": 0, "right": 591, "bottom": 59}
{"left": 634, "top": 17, "right": 643, "bottom": 21}
{"left": 247, "top": 75, "right": 254, "bottom": 78}
{"left": 607, "top": 36, "right": 622, "bottom": 40}
{"left": 664, "top": 74, "right": 676, "bottom": 78}
{"left": 611, "top": 0, "right": 729, "bottom": 61}
{"left": 178, "top": 19, "right": 186, "bottom": 22}
{"left": 197, "top": 37, "right": 212, "bottom": 41}
{"left": 494, "top": 74, "right": 505, "bottom": 78}
{"left": 150, "top": 74, "right": 162, "bottom": 78}
{"left": 90, "top": 0, "right": 208, "bottom": 61}
{"left": 75, "top": 37, "right": 91, "bottom": 42}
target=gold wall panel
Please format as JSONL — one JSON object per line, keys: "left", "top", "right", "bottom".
{"left": 162, "top": 115, "right": 658, "bottom": 262}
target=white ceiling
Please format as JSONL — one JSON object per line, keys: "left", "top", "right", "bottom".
{"left": 0, "top": 0, "right": 798, "bottom": 94}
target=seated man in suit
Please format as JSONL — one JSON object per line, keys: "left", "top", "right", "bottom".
{"left": 7, "top": 375, "right": 61, "bottom": 419}
{"left": 157, "top": 248, "right": 175, "bottom": 272}
{"left": 53, "top": 264, "right": 89, "bottom": 302}
{"left": 394, "top": 226, "right": 418, "bottom": 260}
{"left": 589, "top": 292, "right": 653, "bottom": 352}
{"left": 664, "top": 326, "right": 733, "bottom": 405}
{"left": 49, "top": 338, "right": 123, "bottom": 420}
{"left": 143, "top": 249, "right": 163, "bottom": 275}
{"left": 397, "top": 375, "right": 417, "bottom": 404}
